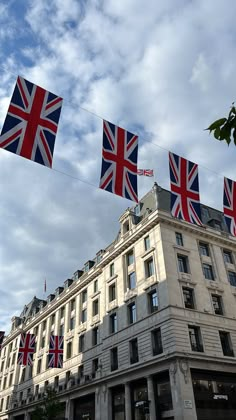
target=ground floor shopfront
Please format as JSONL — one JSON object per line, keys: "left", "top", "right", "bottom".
{"left": 8, "top": 360, "right": 236, "bottom": 420}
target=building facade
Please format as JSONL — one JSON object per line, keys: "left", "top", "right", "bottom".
{"left": 1, "top": 183, "right": 236, "bottom": 420}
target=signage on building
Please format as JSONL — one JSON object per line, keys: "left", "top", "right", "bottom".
{"left": 184, "top": 400, "right": 193, "bottom": 409}
{"left": 213, "top": 394, "right": 228, "bottom": 400}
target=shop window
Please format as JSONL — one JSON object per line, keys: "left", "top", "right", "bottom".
{"left": 130, "top": 338, "right": 139, "bottom": 364}
{"left": 152, "top": 328, "right": 163, "bottom": 355}
{"left": 188, "top": 326, "right": 203, "bottom": 352}
{"left": 219, "top": 331, "right": 234, "bottom": 357}
{"left": 110, "top": 313, "right": 118, "bottom": 334}
{"left": 212, "top": 295, "right": 223, "bottom": 315}
{"left": 110, "top": 347, "right": 118, "bottom": 371}
{"left": 177, "top": 255, "right": 189, "bottom": 273}
{"left": 112, "top": 387, "right": 125, "bottom": 420}
{"left": 145, "top": 257, "right": 154, "bottom": 278}
{"left": 203, "top": 263, "right": 214, "bottom": 280}
{"left": 175, "top": 232, "right": 183, "bottom": 246}
{"left": 157, "top": 381, "right": 173, "bottom": 412}
{"left": 182, "top": 287, "right": 195, "bottom": 309}
{"left": 128, "top": 302, "right": 136, "bottom": 324}
{"left": 144, "top": 235, "right": 150, "bottom": 251}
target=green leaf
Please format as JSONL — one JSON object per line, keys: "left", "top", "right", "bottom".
{"left": 233, "top": 128, "right": 236, "bottom": 145}
{"left": 213, "top": 127, "right": 221, "bottom": 139}
{"left": 207, "top": 118, "right": 227, "bottom": 132}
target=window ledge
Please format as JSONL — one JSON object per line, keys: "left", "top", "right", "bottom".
{"left": 143, "top": 277, "right": 158, "bottom": 290}
{"left": 206, "top": 284, "right": 224, "bottom": 293}
{"left": 173, "top": 245, "right": 190, "bottom": 253}
{"left": 141, "top": 247, "right": 155, "bottom": 259}
{"left": 106, "top": 274, "right": 118, "bottom": 284}
{"left": 124, "top": 289, "right": 137, "bottom": 302}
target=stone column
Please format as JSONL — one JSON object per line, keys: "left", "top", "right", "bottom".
{"left": 125, "top": 382, "right": 132, "bottom": 420}
{"left": 147, "top": 376, "right": 156, "bottom": 420}
{"left": 65, "top": 398, "right": 74, "bottom": 420}
{"left": 169, "top": 360, "right": 198, "bottom": 420}
{"left": 96, "top": 385, "right": 109, "bottom": 420}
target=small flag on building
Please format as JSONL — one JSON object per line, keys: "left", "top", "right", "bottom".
{"left": 100, "top": 120, "right": 138, "bottom": 202}
{"left": 169, "top": 152, "right": 202, "bottom": 226}
{"left": 48, "top": 335, "right": 64, "bottom": 368}
{"left": 137, "top": 169, "right": 154, "bottom": 177}
{"left": 223, "top": 177, "right": 236, "bottom": 236}
{"left": 17, "top": 333, "right": 36, "bottom": 366}
{"left": 0, "top": 76, "right": 63, "bottom": 168}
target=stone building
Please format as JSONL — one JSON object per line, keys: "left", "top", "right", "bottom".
{"left": 1, "top": 183, "right": 236, "bottom": 420}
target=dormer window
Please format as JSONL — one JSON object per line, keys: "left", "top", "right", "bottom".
{"left": 123, "top": 220, "right": 130, "bottom": 234}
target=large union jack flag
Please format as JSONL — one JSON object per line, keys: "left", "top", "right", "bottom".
{"left": 48, "top": 335, "right": 64, "bottom": 368}
{"left": 17, "top": 333, "right": 36, "bottom": 366}
{"left": 0, "top": 76, "right": 63, "bottom": 168}
{"left": 169, "top": 152, "right": 202, "bottom": 226}
{"left": 223, "top": 177, "right": 236, "bottom": 236}
{"left": 99, "top": 120, "right": 138, "bottom": 202}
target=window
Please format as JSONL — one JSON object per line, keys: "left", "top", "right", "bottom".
{"left": 110, "top": 313, "right": 117, "bottom": 334}
{"left": 9, "top": 374, "right": 13, "bottom": 387}
{"left": 81, "top": 290, "right": 87, "bottom": 304}
{"left": 144, "top": 236, "right": 150, "bottom": 251}
{"left": 223, "top": 250, "right": 233, "bottom": 264}
{"left": 94, "top": 279, "right": 98, "bottom": 293}
{"left": 69, "top": 317, "right": 75, "bottom": 330}
{"left": 78, "top": 364, "right": 84, "bottom": 378}
{"left": 51, "top": 313, "right": 55, "bottom": 326}
{"left": 130, "top": 338, "right": 139, "bottom": 364}
{"left": 199, "top": 242, "right": 210, "bottom": 257}
{"left": 127, "top": 250, "right": 134, "bottom": 266}
{"left": 110, "top": 347, "right": 118, "bottom": 371}
{"left": 59, "top": 324, "right": 64, "bottom": 336}
{"left": 67, "top": 342, "right": 72, "bottom": 359}
{"left": 228, "top": 271, "right": 236, "bottom": 286}
{"left": 110, "top": 263, "right": 114, "bottom": 277}
{"left": 219, "top": 331, "right": 234, "bottom": 357}
{"left": 92, "top": 358, "right": 99, "bottom": 374}
{"left": 212, "top": 295, "right": 223, "bottom": 315}
{"left": 109, "top": 283, "right": 116, "bottom": 302}
{"left": 175, "top": 232, "right": 183, "bottom": 246}
{"left": 37, "top": 359, "right": 42, "bottom": 374}
{"left": 79, "top": 335, "right": 85, "bottom": 353}
{"left": 81, "top": 309, "right": 87, "bottom": 323}
{"left": 152, "top": 328, "right": 163, "bottom": 355}
{"left": 145, "top": 257, "right": 154, "bottom": 277}
{"left": 70, "top": 299, "right": 75, "bottom": 311}
{"left": 128, "top": 272, "right": 136, "bottom": 289}
{"left": 203, "top": 263, "right": 214, "bottom": 280}
{"left": 149, "top": 290, "right": 158, "bottom": 313}
{"left": 42, "top": 320, "right": 47, "bottom": 331}
{"left": 177, "top": 255, "right": 189, "bottom": 273}
{"left": 188, "top": 326, "right": 203, "bottom": 352}
{"left": 92, "top": 327, "right": 99, "bottom": 346}
{"left": 182, "top": 287, "right": 195, "bottom": 309}
{"left": 128, "top": 302, "right": 136, "bottom": 324}
{"left": 54, "top": 376, "right": 59, "bottom": 388}
{"left": 41, "top": 336, "right": 45, "bottom": 348}
{"left": 92, "top": 299, "right": 99, "bottom": 316}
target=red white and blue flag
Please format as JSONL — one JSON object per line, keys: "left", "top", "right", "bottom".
{"left": 17, "top": 333, "right": 36, "bottom": 366}
{"left": 0, "top": 76, "right": 63, "bottom": 168}
{"left": 0, "top": 331, "right": 4, "bottom": 352}
{"left": 223, "top": 177, "right": 236, "bottom": 236}
{"left": 48, "top": 335, "right": 64, "bottom": 368}
{"left": 99, "top": 120, "right": 138, "bottom": 202}
{"left": 169, "top": 152, "right": 202, "bottom": 226}
{"left": 137, "top": 169, "right": 154, "bottom": 177}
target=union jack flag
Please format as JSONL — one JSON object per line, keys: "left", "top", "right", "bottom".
{"left": 137, "top": 169, "right": 154, "bottom": 177}
{"left": 99, "top": 120, "right": 138, "bottom": 202}
{"left": 223, "top": 177, "right": 236, "bottom": 236}
{"left": 169, "top": 152, "right": 202, "bottom": 226}
{"left": 0, "top": 76, "right": 63, "bottom": 168}
{"left": 17, "top": 333, "right": 36, "bottom": 366}
{"left": 0, "top": 331, "right": 4, "bottom": 353}
{"left": 48, "top": 335, "right": 64, "bottom": 368}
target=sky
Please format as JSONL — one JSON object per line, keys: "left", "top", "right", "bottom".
{"left": 1, "top": 0, "right": 236, "bottom": 333}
